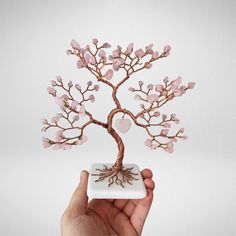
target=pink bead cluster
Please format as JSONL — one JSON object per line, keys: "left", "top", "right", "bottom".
{"left": 41, "top": 76, "right": 99, "bottom": 150}
{"left": 129, "top": 76, "right": 195, "bottom": 153}
{"left": 66, "top": 38, "right": 171, "bottom": 81}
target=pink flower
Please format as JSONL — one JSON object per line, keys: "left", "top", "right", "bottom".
{"left": 139, "top": 81, "right": 144, "bottom": 86}
{"left": 42, "top": 138, "right": 51, "bottom": 148}
{"left": 179, "top": 85, "right": 186, "bottom": 92}
{"left": 41, "top": 118, "right": 48, "bottom": 124}
{"left": 47, "top": 87, "right": 56, "bottom": 96}
{"left": 77, "top": 139, "right": 83, "bottom": 145}
{"left": 71, "top": 100, "right": 79, "bottom": 110}
{"left": 129, "top": 87, "right": 135, "bottom": 92}
{"left": 182, "top": 135, "right": 188, "bottom": 140}
{"left": 155, "top": 84, "right": 164, "bottom": 92}
{"left": 179, "top": 128, "right": 184, "bottom": 132}
{"left": 92, "top": 38, "right": 98, "bottom": 44}
{"left": 172, "top": 76, "right": 182, "bottom": 88}
{"left": 76, "top": 59, "right": 86, "bottom": 69}
{"left": 167, "top": 141, "right": 173, "bottom": 148}
{"left": 54, "top": 96, "right": 68, "bottom": 108}
{"left": 103, "top": 42, "right": 111, "bottom": 48}
{"left": 75, "top": 84, "right": 81, "bottom": 90}
{"left": 113, "top": 64, "right": 119, "bottom": 71}
{"left": 57, "top": 113, "right": 63, "bottom": 118}
{"left": 93, "top": 85, "right": 99, "bottom": 91}
{"left": 41, "top": 127, "right": 46, "bottom": 132}
{"left": 108, "top": 55, "right": 113, "bottom": 61}
{"left": 125, "top": 43, "right": 134, "bottom": 54}
{"left": 188, "top": 82, "right": 195, "bottom": 89}
{"left": 117, "top": 45, "right": 122, "bottom": 51}
{"left": 79, "top": 104, "right": 86, "bottom": 117}
{"left": 147, "top": 94, "right": 158, "bottom": 103}
{"left": 115, "top": 57, "right": 125, "bottom": 65}
{"left": 89, "top": 95, "right": 95, "bottom": 102}
{"left": 61, "top": 94, "right": 69, "bottom": 100}
{"left": 68, "top": 80, "right": 73, "bottom": 87}
{"left": 173, "top": 89, "right": 183, "bottom": 97}
{"left": 135, "top": 49, "right": 145, "bottom": 58}
{"left": 145, "top": 139, "right": 152, "bottom": 147}
{"left": 174, "top": 118, "right": 180, "bottom": 124}
{"left": 71, "top": 39, "right": 80, "bottom": 50}
{"left": 50, "top": 80, "right": 57, "bottom": 86}
{"left": 173, "top": 85, "right": 185, "bottom": 97}
{"left": 84, "top": 53, "right": 90, "bottom": 63}
{"left": 171, "top": 78, "right": 184, "bottom": 96}
{"left": 113, "top": 57, "right": 125, "bottom": 71}
{"left": 161, "top": 129, "right": 168, "bottom": 136}
{"left": 154, "top": 111, "right": 160, "bottom": 117}
{"left": 163, "top": 123, "right": 171, "bottom": 128}
{"left": 89, "top": 55, "right": 96, "bottom": 65}
{"left": 134, "top": 94, "right": 142, "bottom": 101}
{"left": 140, "top": 104, "right": 145, "bottom": 109}
{"left": 56, "top": 75, "right": 62, "bottom": 82}
{"left": 51, "top": 116, "right": 59, "bottom": 123}
{"left": 105, "top": 69, "right": 113, "bottom": 80}
{"left": 152, "top": 51, "right": 159, "bottom": 59}
{"left": 161, "top": 90, "right": 167, "bottom": 96}
{"left": 145, "top": 44, "right": 153, "bottom": 54}
{"left": 98, "top": 49, "right": 106, "bottom": 58}
{"left": 163, "top": 76, "right": 169, "bottom": 83}
{"left": 80, "top": 48, "right": 86, "bottom": 55}
{"left": 165, "top": 146, "right": 174, "bottom": 153}
{"left": 147, "top": 84, "right": 154, "bottom": 90}
{"left": 145, "top": 62, "right": 152, "bottom": 69}
{"left": 55, "top": 130, "right": 64, "bottom": 141}
{"left": 82, "top": 135, "right": 88, "bottom": 143}
{"left": 73, "top": 115, "right": 80, "bottom": 121}
{"left": 113, "top": 49, "right": 121, "bottom": 57}
{"left": 140, "top": 114, "right": 145, "bottom": 119}
{"left": 66, "top": 50, "right": 72, "bottom": 55}
{"left": 85, "top": 45, "right": 90, "bottom": 51}
{"left": 162, "top": 114, "right": 167, "bottom": 120}
{"left": 43, "top": 141, "right": 51, "bottom": 148}
{"left": 72, "top": 115, "right": 79, "bottom": 121}
{"left": 163, "top": 45, "right": 171, "bottom": 53}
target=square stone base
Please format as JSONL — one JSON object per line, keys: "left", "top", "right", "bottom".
{"left": 87, "top": 163, "right": 147, "bottom": 199}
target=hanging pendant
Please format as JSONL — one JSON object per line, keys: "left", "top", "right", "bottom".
{"left": 115, "top": 113, "right": 131, "bottom": 133}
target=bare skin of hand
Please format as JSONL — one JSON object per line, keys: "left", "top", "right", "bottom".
{"left": 61, "top": 169, "right": 155, "bottom": 236}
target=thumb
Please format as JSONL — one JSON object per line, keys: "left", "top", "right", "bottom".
{"left": 66, "top": 170, "right": 89, "bottom": 217}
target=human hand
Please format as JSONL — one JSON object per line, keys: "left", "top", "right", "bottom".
{"left": 61, "top": 168, "right": 155, "bottom": 236}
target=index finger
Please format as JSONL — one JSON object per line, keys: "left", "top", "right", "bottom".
{"left": 141, "top": 168, "right": 153, "bottom": 179}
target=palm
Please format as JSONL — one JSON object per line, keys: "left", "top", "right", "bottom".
{"left": 87, "top": 197, "right": 148, "bottom": 235}
{"left": 61, "top": 169, "right": 155, "bottom": 236}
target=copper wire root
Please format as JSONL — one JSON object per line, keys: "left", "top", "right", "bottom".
{"left": 91, "top": 165, "right": 139, "bottom": 188}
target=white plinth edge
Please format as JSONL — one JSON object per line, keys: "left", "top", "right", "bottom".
{"left": 87, "top": 163, "right": 147, "bottom": 199}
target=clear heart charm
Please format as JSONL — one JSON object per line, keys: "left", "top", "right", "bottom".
{"left": 115, "top": 118, "right": 131, "bottom": 133}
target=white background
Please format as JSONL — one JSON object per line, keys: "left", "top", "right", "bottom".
{"left": 0, "top": 0, "right": 235, "bottom": 235}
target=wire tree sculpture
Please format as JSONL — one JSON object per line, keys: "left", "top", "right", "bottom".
{"left": 41, "top": 38, "right": 195, "bottom": 187}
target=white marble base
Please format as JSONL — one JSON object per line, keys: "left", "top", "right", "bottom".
{"left": 87, "top": 163, "right": 147, "bottom": 199}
